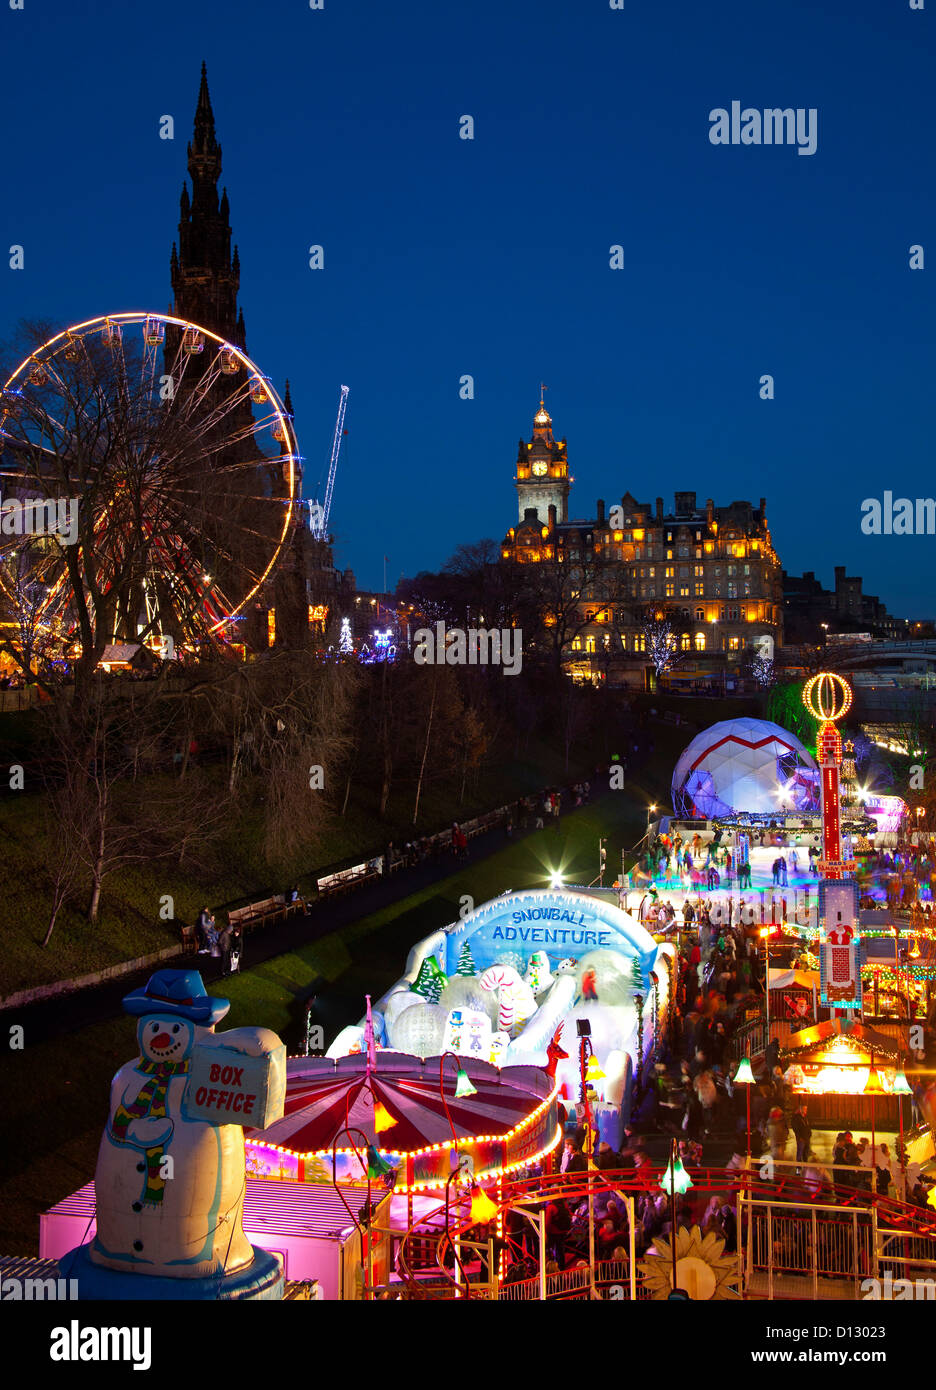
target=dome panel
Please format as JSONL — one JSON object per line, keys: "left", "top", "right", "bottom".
{"left": 672, "top": 718, "right": 818, "bottom": 818}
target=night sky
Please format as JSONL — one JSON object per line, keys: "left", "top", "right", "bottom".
{"left": 2, "top": 0, "right": 934, "bottom": 614}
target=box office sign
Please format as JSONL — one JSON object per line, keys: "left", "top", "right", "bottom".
{"left": 183, "top": 1041, "right": 287, "bottom": 1127}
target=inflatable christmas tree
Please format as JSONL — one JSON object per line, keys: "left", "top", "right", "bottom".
{"left": 455, "top": 942, "right": 476, "bottom": 977}
{"left": 413, "top": 955, "right": 445, "bottom": 1004}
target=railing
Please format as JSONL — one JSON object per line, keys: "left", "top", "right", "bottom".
{"left": 498, "top": 1258, "right": 650, "bottom": 1301}
{"left": 743, "top": 1197, "right": 874, "bottom": 1300}
{"left": 729, "top": 1013, "right": 768, "bottom": 1062}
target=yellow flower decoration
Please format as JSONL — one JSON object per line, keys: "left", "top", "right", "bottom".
{"left": 639, "top": 1224, "right": 740, "bottom": 1300}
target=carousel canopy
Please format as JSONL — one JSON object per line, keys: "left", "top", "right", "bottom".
{"left": 253, "top": 1053, "right": 553, "bottom": 1155}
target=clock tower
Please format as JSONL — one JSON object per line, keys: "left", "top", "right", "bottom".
{"left": 514, "top": 392, "right": 570, "bottom": 524}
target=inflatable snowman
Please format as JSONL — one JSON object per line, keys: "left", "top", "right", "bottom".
{"left": 63, "top": 968, "right": 286, "bottom": 1299}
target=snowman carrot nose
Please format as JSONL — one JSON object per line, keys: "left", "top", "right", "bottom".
{"left": 151, "top": 1032, "right": 172, "bottom": 1048}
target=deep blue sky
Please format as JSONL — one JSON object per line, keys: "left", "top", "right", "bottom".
{"left": 2, "top": 1, "right": 934, "bottom": 614}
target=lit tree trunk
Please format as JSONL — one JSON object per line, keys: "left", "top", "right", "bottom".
{"left": 412, "top": 673, "right": 438, "bottom": 824}
{"left": 88, "top": 819, "right": 106, "bottom": 923}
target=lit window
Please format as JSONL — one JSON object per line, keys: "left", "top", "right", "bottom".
{"left": 695, "top": 632, "right": 706, "bottom": 651}
{"left": 665, "top": 582, "right": 675, "bottom": 597}
{"left": 695, "top": 583, "right": 704, "bottom": 596}
{"left": 729, "top": 636, "right": 741, "bottom": 650}
{"left": 585, "top": 635, "right": 596, "bottom": 653}
{"left": 681, "top": 633, "right": 691, "bottom": 651}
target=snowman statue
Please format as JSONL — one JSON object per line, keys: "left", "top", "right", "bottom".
{"left": 61, "top": 968, "right": 287, "bottom": 1300}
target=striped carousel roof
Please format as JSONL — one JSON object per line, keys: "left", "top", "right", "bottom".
{"left": 253, "top": 1053, "right": 552, "bottom": 1155}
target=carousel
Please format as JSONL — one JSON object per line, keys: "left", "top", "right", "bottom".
{"left": 245, "top": 1052, "right": 561, "bottom": 1193}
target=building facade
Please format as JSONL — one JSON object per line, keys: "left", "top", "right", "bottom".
{"left": 502, "top": 400, "right": 784, "bottom": 686}
{"left": 783, "top": 565, "right": 907, "bottom": 645}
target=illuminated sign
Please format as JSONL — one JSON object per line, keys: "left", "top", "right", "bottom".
{"left": 818, "top": 879, "right": 861, "bottom": 1009}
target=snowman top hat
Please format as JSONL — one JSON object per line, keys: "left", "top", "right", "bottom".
{"left": 122, "top": 969, "right": 230, "bottom": 1024}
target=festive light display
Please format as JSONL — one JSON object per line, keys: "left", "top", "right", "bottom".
{"left": 805, "top": 673, "right": 862, "bottom": 1008}
{"left": 802, "top": 672, "right": 853, "bottom": 725}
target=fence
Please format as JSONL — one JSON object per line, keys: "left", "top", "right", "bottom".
{"left": 743, "top": 1197, "right": 874, "bottom": 1299}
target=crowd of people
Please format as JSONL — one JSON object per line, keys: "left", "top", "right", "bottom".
{"left": 468, "top": 894, "right": 935, "bottom": 1291}
{"left": 194, "top": 907, "right": 242, "bottom": 976}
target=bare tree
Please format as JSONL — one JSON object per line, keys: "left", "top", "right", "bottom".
{"left": 639, "top": 606, "right": 686, "bottom": 680}
{"left": 42, "top": 678, "right": 232, "bottom": 925}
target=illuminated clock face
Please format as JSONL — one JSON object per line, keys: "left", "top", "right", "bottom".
{"left": 531, "top": 462, "right": 548, "bottom": 477}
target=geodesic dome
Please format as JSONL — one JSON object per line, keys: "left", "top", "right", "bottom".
{"left": 671, "top": 717, "right": 818, "bottom": 819}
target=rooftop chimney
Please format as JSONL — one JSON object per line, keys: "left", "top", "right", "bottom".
{"left": 547, "top": 504, "right": 557, "bottom": 530}
{"left": 655, "top": 497, "right": 663, "bottom": 522}
{"left": 597, "top": 498, "right": 605, "bottom": 525}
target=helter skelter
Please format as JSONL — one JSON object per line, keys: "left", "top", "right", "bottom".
{"left": 0, "top": 310, "right": 300, "bottom": 660}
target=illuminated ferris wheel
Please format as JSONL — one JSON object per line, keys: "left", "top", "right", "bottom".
{"left": 0, "top": 311, "right": 300, "bottom": 658}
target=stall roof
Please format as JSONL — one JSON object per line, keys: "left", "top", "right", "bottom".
{"left": 768, "top": 967, "right": 819, "bottom": 991}
{"left": 46, "top": 1179, "right": 386, "bottom": 1242}
{"left": 781, "top": 1016, "right": 900, "bottom": 1062}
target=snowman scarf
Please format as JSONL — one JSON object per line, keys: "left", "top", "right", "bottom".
{"left": 110, "top": 1058, "right": 189, "bottom": 1206}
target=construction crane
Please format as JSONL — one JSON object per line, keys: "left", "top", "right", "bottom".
{"left": 309, "top": 385, "right": 349, "bottom": 540}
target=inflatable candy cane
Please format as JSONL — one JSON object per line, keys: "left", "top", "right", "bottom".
{"left": 480, "top": 965, "right": 535, "bottom": 1038}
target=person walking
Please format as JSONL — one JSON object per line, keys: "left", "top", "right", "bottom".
{"left": 766, "top": 1106, "right": 789, "bottom": 1160}
{"left": 791, "top": 1102, "right": 812, "bottom": 1164}
{"left": 219, "top": 923, "right": 233, "bottom": 975}
{"left": 195, "top": 906, "right": 214, "bottom": 954}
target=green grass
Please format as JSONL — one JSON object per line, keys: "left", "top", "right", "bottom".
{"left": 0, "top": 731, "right": 609, "bottom": 999}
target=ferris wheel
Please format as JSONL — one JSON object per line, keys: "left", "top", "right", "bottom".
{"left": 0, "top": 311, "right": 301, "bottom": 658}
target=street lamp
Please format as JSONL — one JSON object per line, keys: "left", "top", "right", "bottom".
{"left": 893, "top": 1066, "right": 913, "bottom": 1200}
{"left": 659, "top": 1137, "right": 693, "bottom": 1296}
{"left": 864, "top": 1051, "right": 886, "bottom": 1202}
{"left": 733, "top": 1057, "right": 756, "bottom": 1157}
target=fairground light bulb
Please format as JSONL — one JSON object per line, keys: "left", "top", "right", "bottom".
{"left": 733, "top": 1057, "right": 756, "bottom": 1085}
{"left": 659, "top": 1154, "right": 693, "bottom": 1196}
{"left": 454, "top": 1066, "right": 477, "bottom": 1099}
{"left": 585, "top": 1053, "right": 606, "bottom": 1083}
{"left": 373, "top": 1101, "right": 397, "bottom": 1133}
{"left": 470, "top": 1184, "right": 499, "bottom": 1224}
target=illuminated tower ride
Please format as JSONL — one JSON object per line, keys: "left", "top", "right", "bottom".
{"left": 802, "top": 673, "right": 861, "bottom": 1009}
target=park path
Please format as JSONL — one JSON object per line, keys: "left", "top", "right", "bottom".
{"left": 7, "top": 781, "right": 651, "bottom": 1048}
